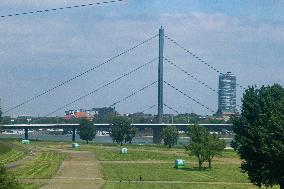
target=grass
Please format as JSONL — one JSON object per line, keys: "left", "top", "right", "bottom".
{"left": 101, "top": 163, "right": 249, "bottom": 183}
{"left": 0, "top": 140, "right": 279, "bottom": 189}
{"left": 12, "top": 151, "right": 66, "bottom": 179}
{"left": 0, "top": 143, "right": 11, "bottom": 154}
{"left": 0, "top": 143, "right": 26, "bottom": 164}
{"left": 217, "top": 150, "right": 239, "bottom": 158}
{"left": 78, "top": 145, "right": 239, "bottom": 163}
{"left": 93, "top": 147, "right": 195, "bottom": 161}
{"left": 78, "top": 144, "right": 196, "bottom": 161}
{"left": 21, "top": 183, "right": 45, "bottom": 189}
{"left": 103, "top": 182, "right": 258, "bottom": 189}
{"left": 0, "top": 149, "right": 26, "bottom": 164}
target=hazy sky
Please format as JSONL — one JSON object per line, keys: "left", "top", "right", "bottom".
{"left": 0, "top": 0, "right": 283, "bottom": 117}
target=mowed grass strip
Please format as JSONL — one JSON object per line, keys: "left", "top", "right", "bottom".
{"left": 0, "top": 149, "right": 26, "bottom": 164}
{"left": 79, "top": 144, "right": 239, "bottom": 161}
{"left": 101, "top": 163, "right": 249, "bottom": 183}
{"left": 88, "top": 146, "right": 194, "bottom": 161}
{"left": 0, "top": 143, "right": 26, "bottom": 164}
{"left": 12, "top": 152, "right": 66, "bottom": 179}
{"left": 103, "top": 182, "right": 259, "bottom": 189}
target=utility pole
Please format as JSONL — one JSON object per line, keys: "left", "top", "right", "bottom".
{"left": 153, "top": 26, "right": 164, "bottom": 144}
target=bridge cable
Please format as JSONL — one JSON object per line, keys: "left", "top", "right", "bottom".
{"left": 164, "top": 103, "right": 180, "bottom": 114}
{"left": 109, "top": 81, "right": 157, "bottom": 107}
{"left": 0, "top": 0, "right": 124, "bottom": 19}
{"left": 165, "top": 35, "right": 246, "bottom": 90}
{"left": 141, "top": 104, "right": 156, "bottom": 114}
{"left": 164, "top": 58, "right": 217, "bottom": 93}
{"left": 44, "top": 58, "right": 158, "bottom": 116}
{"left": 4, "top": 34, "right": 158, "bottom": 114}
{"left": 164, "top": 57, "right": 242, "bottom": 109}
{"left": 164, "top": 80, "right": 215, "bottom": 114}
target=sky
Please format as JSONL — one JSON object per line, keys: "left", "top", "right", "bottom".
{"left": 0, "top": 0, "right": 283, "bottom": 117}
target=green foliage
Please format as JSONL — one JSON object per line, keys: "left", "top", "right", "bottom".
{"left": 161, "top": 125, "right": 178, "bottom": 148}
{"left": 173, "top": 113, "right": 199, "bottom": 124}
{"left": 186, "top": 125, "right": 225, "bottom": 169}
{"left": 186, "top": 125, "right": 208, "bottom": 169}
{"left": 0, "top": 164, "right": 22, "bottom": 189}
{"left": 232, "top": 84, "right": 284, "bottom": 188}
{"left": 77, "top": 119, "right": 96, "bottom": 144}
{"left": 206, "top": 134, "right": 226, "bottom": 168}
{"left": 109, "top": 116, "right": 137, "bottom": 145}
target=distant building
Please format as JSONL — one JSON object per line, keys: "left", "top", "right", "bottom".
{"left": 17, "top": 115, "right": 32, "bottom": 119}
{"left": 64, "top": 110, "right": 80, "bottom": 119}
{"left": 91, "top": 107, "right": 116, "bottom": 117}
{"left": 74, "top": 111, "right": 88, "bottom": 119}
{"left": 64, "top": 107, "right": 116, "bottom": 120}
{"left": 217, "top": 72, "right": 237, "bottom": 115}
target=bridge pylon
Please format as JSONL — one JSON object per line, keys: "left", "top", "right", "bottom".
{"left": 153, "top": 26, "right": 164, "bottom": 144}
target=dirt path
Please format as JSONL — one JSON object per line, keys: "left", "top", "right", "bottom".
{"left": 41, "top": 150, "right": 104, "bottom": 189}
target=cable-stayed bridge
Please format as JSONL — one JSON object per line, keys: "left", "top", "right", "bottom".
{"left": 1, "top": 2, "right": 245, "bottom": 143}
{"left": 2, "top": 123, "right": 233, "bottom": 142}
{"left": 1, "top": 27, "right": 242, "bottom": 143}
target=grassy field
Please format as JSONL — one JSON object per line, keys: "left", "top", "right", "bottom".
{"left": 101, "top": 163, "right": 249, "bottom": 183}
{"left": 0, "top": 140, "right": 280, "bottom": 189}
{"left": 91, "top": 146, "right": 195, "bottom": 161}
{"left": 0, "top": 143, "right": 26, "bottom": 164}
{"left": 103, "top": 182, "right": 258, "bottom": 189}
{"left": 12, "top": 151, "right": 66, "bottom": 179}
{"left": 79, "top": 144, "right": 277, "bottom": 189}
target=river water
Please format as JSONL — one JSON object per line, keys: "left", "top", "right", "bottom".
{"left": 0, "top": 133, "right": 233, "bottom": 147}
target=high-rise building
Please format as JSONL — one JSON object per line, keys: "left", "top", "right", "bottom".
{"left": 217, "top": 72, "right": 237, "bottom": 115}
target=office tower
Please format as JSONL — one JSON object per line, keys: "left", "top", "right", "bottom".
{"left": 217, "top": 72, "right": 236, "bottom": 115}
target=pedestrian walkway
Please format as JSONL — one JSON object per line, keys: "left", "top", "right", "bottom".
{"left": 41, "top": 150, "right": 104, "bottom": 189}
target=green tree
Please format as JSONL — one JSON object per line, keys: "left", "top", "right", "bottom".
{"left": 206, "top": 133, "right": 226, "bottom": 169}
{"left": 232, "top": 84, "right": 284, "bottom": 189}
{"left": 161, "top": 125, "right": 179, "bottom": 148}
{"left": 77, "top": 119, "right": 96, "bottom": 144}
{"left": 0, "top": 164, "right": 21, "bottom": 189}
{"left": 125, "top": 126, "right": 137, "bottom": 144}
{"left": 186, "top": 124, "right": 208, "bottom": 170}
{"left": 109, "top": 116, "right": 136, "bottom": 145}
{"left": 186, "top": 125, "right": 225, "bottom": 169}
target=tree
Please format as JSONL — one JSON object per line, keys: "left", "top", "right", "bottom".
{"left": 206, "top": 133, "right": 226, "bottom": 168}
{"left": 161, "top": 125, "right": 179, "bottom": 148}
{"left": 125, "top": 126, "right": 137, "bottom": 144}
{"left": 77, "top": 119, "right": 96, "bottom": 144}
{"left": 0, "top": 164, "right": 22, "bottom": 189}
{"left": 232, "top": 84, "right": 284, "bottom": 189}
{"left": 109, "top": 116, "right": 136, "bottom": 145}
{"left": 186, "top": 124, "right": 225, "bottom": 169}
{"left": 186, "top": 124, "right": 208, "bottom": 169}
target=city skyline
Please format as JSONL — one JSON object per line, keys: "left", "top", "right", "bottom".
{"left": 0, "top": 0, "right": 283, "bottom": 116}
